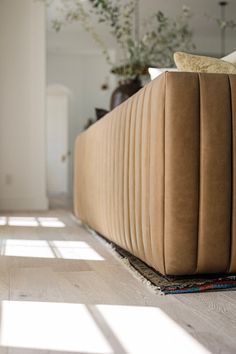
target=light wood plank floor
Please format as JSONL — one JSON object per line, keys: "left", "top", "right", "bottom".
{"left": 0, "top": 210, "right": 234, "bottom": 354}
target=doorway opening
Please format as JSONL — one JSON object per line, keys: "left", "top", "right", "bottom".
{"left": 46, "top": 84, "right": 72, "bottom": 209}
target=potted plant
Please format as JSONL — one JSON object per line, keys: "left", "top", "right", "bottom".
{"left": 45, "top": 0, "right": 195, "bottom": 108}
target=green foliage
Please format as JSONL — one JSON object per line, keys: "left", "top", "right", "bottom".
{"left": 215, "top": 18, "right": 236, "bottom": 30}
{"left": 138, "top": 7, "right": 195, "bottom": 68}
{"left": 45, "top": 0, "right": 195, "bottom": 78}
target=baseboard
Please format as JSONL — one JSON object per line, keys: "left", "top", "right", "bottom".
{"left": 0, "top": 196, "right": 49, "bottom": 211}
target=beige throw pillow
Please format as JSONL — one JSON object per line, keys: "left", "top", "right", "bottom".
{"left": 222, "top": 50, "right": 236, "bottom": 65}
{"left": 174, "top": 52, "right": 236, "bottom": 74}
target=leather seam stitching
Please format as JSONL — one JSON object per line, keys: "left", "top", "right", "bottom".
{"left": 196, "top": 73, "right": 201, "bottom": 274}
{"left": 227, "top": 75, "right": 233, "bottom": 273}
{"left": 163, "top": 73, "right": 167, "bottom": 275}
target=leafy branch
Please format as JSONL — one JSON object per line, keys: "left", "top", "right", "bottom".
{"left": 44, "top": 0, "right": 195, "bottom": 78}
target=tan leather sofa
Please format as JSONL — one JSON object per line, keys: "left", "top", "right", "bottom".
{"left": 74, "top": 72, "right": 236, "bottom": 276}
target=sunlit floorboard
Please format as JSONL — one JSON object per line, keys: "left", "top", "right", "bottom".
{"left": 0, "top": 210, "right": 234, "bottom": 353}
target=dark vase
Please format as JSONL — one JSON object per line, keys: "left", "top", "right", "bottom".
{"left": 110, "top": 76, "right": 142, "bottom": 110}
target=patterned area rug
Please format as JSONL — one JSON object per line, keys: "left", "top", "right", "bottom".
{"left": 81, "top": 221, "right": 236, "bottom": 295}
{"left": 88, "top": 228, "right": 236, "bottom": 295}
{"left": 114, "top": 246, "right": 236, "bottom": 295}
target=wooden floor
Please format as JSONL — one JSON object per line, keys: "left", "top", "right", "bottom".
{"left": 0, "top": 210, "right": 234, "bottom": 354}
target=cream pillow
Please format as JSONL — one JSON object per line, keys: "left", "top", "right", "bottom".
{"left": 222, "top": 50, "right": 236, "bottom": 65}
{"left": 174, "top": 52, "right": 236, "bottom": 74}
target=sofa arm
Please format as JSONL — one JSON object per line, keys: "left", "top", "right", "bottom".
{"left": 74, "top": 72, "right": 236, "bottom": 276}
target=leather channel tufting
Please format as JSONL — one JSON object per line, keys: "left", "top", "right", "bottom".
{"left": 74, "top": 72, "right": 236, "bottom": 276}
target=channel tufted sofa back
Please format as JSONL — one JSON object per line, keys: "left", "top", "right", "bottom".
{"left": 74, "top": 72, "right": 236, "bottom": 276}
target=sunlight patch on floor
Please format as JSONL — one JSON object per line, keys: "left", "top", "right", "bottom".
{"left": 4, "top": 240, "right": 54, "bottom": 258}
{"left": 96, "top": 305, "right": 210, "bottom": 354}
{"left": 0, "top": 301, "right": 210, "bottom": 354}
{"left": 8, "top": 217, "right": 39, "bottom": 227}
{"left": 38, "top": 217, "right": 65, "bottom": 228}
{"left": 0, "top": 301, "right": 113, "bottom": 353}
{"left": 0, "top": 217, "right": 7, "bottom": 226}
{"left": 2, "top": 240, "right": 104, "bottom": 260}
{"left": 51, "top": 240, "right": 104, "bottom": 260}
{"left": 1, "top": 217, "right": 66, "bottom": 228}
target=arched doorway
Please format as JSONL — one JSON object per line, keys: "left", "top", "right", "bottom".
{"left": 46, "top": 84, "right": 71, "bottom": 208}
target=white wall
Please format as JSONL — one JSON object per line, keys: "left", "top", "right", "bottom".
{"left": 0, "top": 0, "right": 48, "bottom": 210}
{"left": 47, "top": 49, "right": 116, "bottom": 195}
